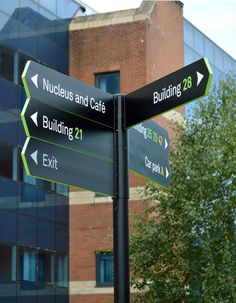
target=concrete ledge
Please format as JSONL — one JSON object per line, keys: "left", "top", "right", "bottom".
{"left": 70, "top": 2, "right": 155, "bottom": 31}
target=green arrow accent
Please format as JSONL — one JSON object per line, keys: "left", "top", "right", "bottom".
{"left": 21, "top": 137, "right": 31, "bottom": 176}
{"left": 21, "top": 98, "right": 31, "bottom": 137}
{"left": 21, "top": 60, "right": 31, "bottom": 98}
{"left": 204, "top": 57, "right": 213, "bottom": 96}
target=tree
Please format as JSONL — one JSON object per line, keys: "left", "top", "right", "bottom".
{"left": 130, "top": 75, "right": 236, "bottom": 303}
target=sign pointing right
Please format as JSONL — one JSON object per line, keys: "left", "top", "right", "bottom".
{"left": 125, "top": 58, "right": 213, "bottom": 128}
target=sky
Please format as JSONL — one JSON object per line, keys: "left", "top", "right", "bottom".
{"left": 81, "top": 0, "right": 236, "bottom": 60}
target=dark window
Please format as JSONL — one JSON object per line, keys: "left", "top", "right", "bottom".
{"left": 0, "top": 142, "right": 13, "bottom": 179}
{"left": 96, "top": 252, "right": 114, "bottom": 287}
{"left": 0, "top": 46, "right": 15, "bottom": 82}
{"left": 0, "top": 244, "right": 16, "bottom": 281}
{"left": 19, "top": 52, "right": 31, "bottom": 86}
{"left": 95, "top": 72, "right": 120, "bottom": 94}
{"left": 38, "top": 250, "right": 55, "bottom": 285}
{"left": 56, "top": 254, "right": 68, "bottom": 288}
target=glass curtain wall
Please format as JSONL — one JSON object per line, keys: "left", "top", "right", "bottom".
{"left": 0, "top": 1, "right": 82, "bottom": 302}
{"left": 184, "top": 19, "right": 236, "bottom": 115}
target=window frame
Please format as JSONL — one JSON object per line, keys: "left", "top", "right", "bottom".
{"left": 95, "top": 71, "right": 120, "bottom": 94}
{"left": 96, "top": 251, "right": 114, "bottom": 287}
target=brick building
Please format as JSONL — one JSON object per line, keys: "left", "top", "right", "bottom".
{"left": 69, "top": 1, "right": 184, "bottom": 302}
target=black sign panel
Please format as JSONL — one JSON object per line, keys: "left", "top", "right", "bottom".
{"left": 21, "top": 98, "right": 113, "bottom": 161}
{"left": 22, "top": 60, "right": 114, "bottom": 128}
{"left": 129, "top": 120, "right": 170, "bottom": 188}
{"left": 22, "top": 138, "right": 114, "bottom": 196}
{"left": 125, "top": 58, "right": 212, "bottom": 128}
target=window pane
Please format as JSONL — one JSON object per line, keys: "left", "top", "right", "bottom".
{"left": 18, "top": 215, "right": 36, "bottom": 246}
{"left": 0, "top": 244, "right": 16, "bottom": 281}
{"left": 18, "top": 247, "right": 37, "bottom": 282}
{"left": 56, "top": 254, "right": 68, "bottom": 288}
{"left": 96, "top": 72, "right": 120, "bottom": 94}
{"left": 19, "top": 184, "right": 37, "bottom": 216}
{"left": 0, "top": 46, "right": 14, "bottom": 82}
{"left": 38, "top": 250, "right": 55, "bottom": 285}
{"left": 0, "top": 142, "right": 13, "bottom": 179}
{"left": 96, "top": 253, "right": 114, "bottom": 286}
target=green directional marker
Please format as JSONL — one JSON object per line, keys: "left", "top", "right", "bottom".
{"left": 125, "top": 58, "right": 213, "bottom": 128}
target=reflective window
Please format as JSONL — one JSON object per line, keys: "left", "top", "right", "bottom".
{"left": 19, "top": 184, "right": 37, "bottom": 216}
{"left": 0, "top": 178, "right": 18, "bottom": 210}
{"left": 96, "top": 72, "right": 120, "bottom": 94}
{"left": 18, "top": 247, "right": 37, "bottom": 282}
{"left": 56, "top": 195, "right": 68, "bottom": 225}
{"left": 17, "top": 282, "right": 37, "bottom": 303}
{"left": 38, "top": 250, "right": 55, "bottom": 285}
{"left": 0, "top": 244, "right": 16, "bottom": 281}
{"left": 18, "top": 215, "right": 37, "bottom": 246}
{"left": 38, "top": 191, "right": 55, "bottom": 221}
{"left": 19, "top": 52, "right": 31, "bottom": 86}
{"left": 96, "top": 252, "right": 114, "bottom": 287}
{"left": 37, "top": 220, "right": 55, "bottom": 250}
{"left": 57, "top": 0, "right": 80, "bottom": 19}
{"left": 0, "top": 46, "right": 15, "bottom": 82}
{"left": 194, "top": 30, "right": 204, "bottom": 55}
{"left": 56, "top": 254, "right": 68, "bottom": 288}
{"left": 39, "top": 0, "right": 57, "bottom": 16}
{"left": 56, "top": 224, "right": 68, "bottom": 253}
{"left": 0, "top": 142, "right": 13, "bottom": 179}
{"left": 0, "top": 210, "right": 17, "bottom": 243}
{"left": 184, "top": 21, "right": 194, "bottom": 48}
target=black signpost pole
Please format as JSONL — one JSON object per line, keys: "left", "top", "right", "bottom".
{"left": 113, "top": 94, "right": 130, "bottom": 303}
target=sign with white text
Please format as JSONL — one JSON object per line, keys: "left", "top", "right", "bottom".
{"left": 21, "top": 98, "right": 113, "bottom": 161}
{"left": 22, "top": 138, "right": 114, "bottom": 196}
{"left": 22, "top": 61, "right": 114, "bottom": 128}
{"left": 125, "top": 58, "right": 213, "bottom": 128}
{"left": 129, "top": 120, "right": 170, "bottom": 187}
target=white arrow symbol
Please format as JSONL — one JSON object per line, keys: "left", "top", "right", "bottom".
{"left": 196, "top": 71, "right": 204, "bottom": 86}
{"left": 30, "top": 112, "right": 38, "bottom": 127}
{"left": 164, "top": 138, "right": 168, "bottom": 150}
{"left": 165, "top": 167, "right": 169, "bottom": 179}
{"left": 31, "top": 150, "right": 38, "bottom": 165}
{"left": 31, "top": 74, "right": 38, "bottom": 88}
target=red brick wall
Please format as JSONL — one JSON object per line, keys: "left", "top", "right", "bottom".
{"left": 69, "top": 2, "right": 184, "bottom": 302}
{"left": 70, "top": 21, "right": 147, "bottom": 94}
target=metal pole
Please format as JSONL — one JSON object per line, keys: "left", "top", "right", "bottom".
{"left": 113, "top": 94, "right": 130, "bottom": 303}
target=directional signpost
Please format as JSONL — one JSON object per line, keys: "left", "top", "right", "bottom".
{"left": 21, "top": 58, "right": 213, "bottom": 303}
{"left": 125, "top": 58, "right": 212, "bottom": 128}
{"left": 129, "top": 120, "right": 170, "bottom": 188}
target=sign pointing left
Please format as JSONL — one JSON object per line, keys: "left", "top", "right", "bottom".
{"left": 30, "top": 111, "right": 38, "bottom": 126}
{"left": 31, "top": 150, "right": 38, "bottom": 165}
{"left": 31, "top": 74, "right": 38, "bottom": 88}
{"left": 22, "top": 61, "right": 114, "bottom": 128}
{"left": 22, "top": 138, "right": 114, "bottom": 196}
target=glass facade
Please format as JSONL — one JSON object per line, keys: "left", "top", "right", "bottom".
{"left": 0, "top": 1, "right": 83, "bottom": 302}
{"left": 184, "top": 19, "right": 236, "bottom": 115}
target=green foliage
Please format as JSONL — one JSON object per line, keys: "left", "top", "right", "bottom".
{"left": 130, "top": 75, "right": 236, "bottom": 303}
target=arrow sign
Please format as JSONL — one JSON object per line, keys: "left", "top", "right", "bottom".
{"left": 22, "top": 138, "right": 114, "bottom": 196}
{"left": 129, "top": 120, "right": 170, "bottom": 188}
{"left": 125, "top": 58, "right": 213, "bottom": 128}
{"left": 22, "top": 61, "right": 114, "bottom": 128}
{"left": 21, "top": 98, "right": 113, "bottom": 161}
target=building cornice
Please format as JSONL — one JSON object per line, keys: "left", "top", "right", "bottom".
{"left": 70, "top": 1, "right": 156, "bottom": 31}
